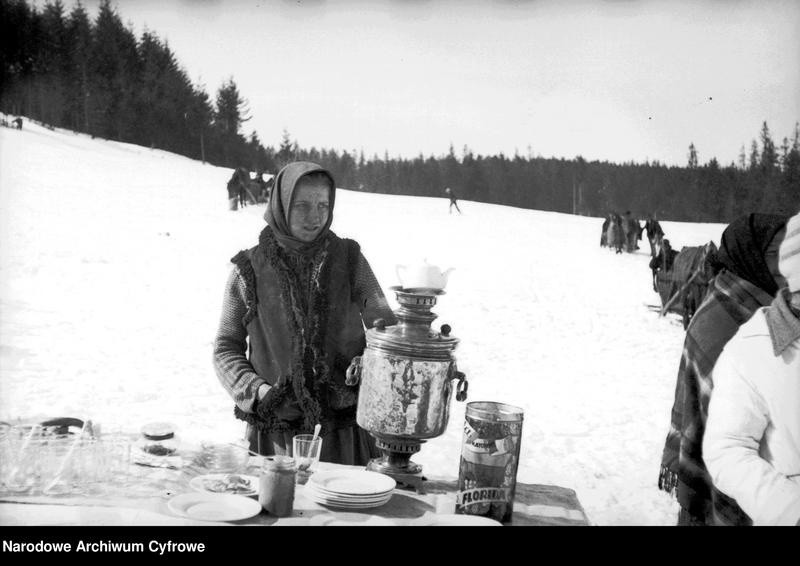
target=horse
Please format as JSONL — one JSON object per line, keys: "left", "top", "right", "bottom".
{"left": 226, "top": 168, "right": 250, "bottom": 209}
{"left": 644, "top": 217, "right": 664, "bottom": 259}
{"left": 649, "top": 238, "right": 677, "bottom": 292}
{"left": 237, "top": 168, "right": 251, "bottom": 208}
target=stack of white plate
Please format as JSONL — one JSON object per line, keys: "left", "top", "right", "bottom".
{"left": 305, "top": 469, "right": 396, "bottom": 509}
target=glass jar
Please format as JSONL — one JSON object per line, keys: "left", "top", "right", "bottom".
{"left": 138, "top": 422, "right": 178, "bottom": 457}
{"left": 259, "top": 455, "right": 296, "bottom": 517}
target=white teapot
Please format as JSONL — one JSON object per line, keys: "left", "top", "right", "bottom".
{"left": 395, "top": 259, "right": 454, "bottom": 291}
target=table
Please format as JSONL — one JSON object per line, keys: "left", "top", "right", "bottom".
{"left": 0, "top": 445, "right": 589, "bottom": 526}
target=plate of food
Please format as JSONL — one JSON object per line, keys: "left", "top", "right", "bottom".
{"left": 189, "top": 473, "right": 259, "bottom": 497}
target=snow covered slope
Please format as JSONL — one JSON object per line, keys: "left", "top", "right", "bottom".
{"left": 0, "top": 120, "right": 727, "bottom": 524}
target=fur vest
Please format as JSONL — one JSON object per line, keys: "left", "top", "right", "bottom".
{"left": 231, "top": 226, "right": 366, "bottom": 434}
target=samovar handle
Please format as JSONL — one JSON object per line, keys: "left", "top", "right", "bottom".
{"left": 448, "top": 362, "right": 468, "bottom": 402}
{"left": 455, "top": 373, "right": 468, "bottom": 402}
{"left": 345, "top": 356, "right": 362, "bottom": 386}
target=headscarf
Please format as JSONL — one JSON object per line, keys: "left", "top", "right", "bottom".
{"left": 714, "top": 213, "right": 787, "bottom": 297}
{"left": 263, "top": 161, "right": 336, "bottom": 253}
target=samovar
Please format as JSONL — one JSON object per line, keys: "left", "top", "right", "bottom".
{"left": 346, "top": 286, "right": 468, "bottom": 484}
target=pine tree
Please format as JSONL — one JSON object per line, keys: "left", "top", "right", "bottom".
{"left": 759, "top": 121, "right": 777, "bottom": 173}
{"left": 277, "top": 128, "right": 295, "bottom": 167}
{"left": 0, "top": 0, "right": 39, "bottom": 116}
{"left": 39, "top": 0, "right": 68, "bottom": 126}
{"left": 135, "top": 32, "right": 197, "bottom": 152}
{"left": 794, "top": 122, "right": 800, "bottom": 152}
{"left": 214, "top": 77, "right": 250, "bottom": 136}
{"left": 687, "top": 143, "right": 698, "bottom": 168}
{"left": 136, "top": 30, "right": 167, "bottom": 147}
{"left": 64, "top": 1, "right": 92, "bottom": 132}
{"left": 749, "top": 140, "right": 760, "bottom": 170}
{"left": 248, "top": 131, "right": 267, "bottom": 172}
{"left": 185, "top": 83, "right": 213, "bottom": 162}
{"left": 780, "top": 137, "right": 791, "bottom": 171}
{"left": 89, "top": 0, "right": 139, "bottom": 139}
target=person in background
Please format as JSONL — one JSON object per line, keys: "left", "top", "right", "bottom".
{"left": 703, "top": 210, "right": 800, "bottom": 526}
{"left": 253, "top": 171, "right": 269, "bottom": 203}
{"left": 622, "top": 210, "right": 640, "bottom": 252}
{"left": 658, "top": 213, "right": 788, "bottom": 526}
{"left": 600, "top": 214, "right": 610, "bottom": 247}
{"left": 213, "top": 161, "right": 396, "bottom": 465}
{"left": 237, "top": 167, "right": 250, "bottom": 209}
{"left": 608, "top": 212, "right": 624, "bottom": 254}
{"left": 445, "top": 187, "right": 462, "bottom": 214}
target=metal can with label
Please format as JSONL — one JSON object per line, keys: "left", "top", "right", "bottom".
{"left": 455, "top": 401, "right": 524, "bottom": 523}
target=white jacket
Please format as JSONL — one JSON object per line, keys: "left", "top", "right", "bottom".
{"left": 704, "top": 307, "right": 800, "bottom": 526}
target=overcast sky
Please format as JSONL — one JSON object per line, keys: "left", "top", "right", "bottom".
{"left": 58, "top": 0, "right": 800, "bottom": 166}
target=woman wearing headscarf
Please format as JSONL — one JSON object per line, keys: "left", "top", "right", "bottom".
{"left": 213, "top": 161, "right": 396, "bottom": 465}
{"left": 658, "top": 213, "right": 787, "bottom": 526}
{"left": 703, "top": 211, "right": 800, "bottom": 526}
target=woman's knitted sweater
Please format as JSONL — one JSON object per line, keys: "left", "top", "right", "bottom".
{"left": 213, "top": 246, "right": 395, "bottom": 416}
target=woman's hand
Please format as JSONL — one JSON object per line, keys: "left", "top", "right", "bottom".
{"left": 255, "top": 383, "right": 304, "bottom": 422}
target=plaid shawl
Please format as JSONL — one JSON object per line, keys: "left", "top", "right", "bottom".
{"left": 658, "top": 269, "right": 774, "bottom": 525}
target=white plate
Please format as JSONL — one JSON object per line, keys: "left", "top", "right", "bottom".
{"left": 168, "top": 493, "right": 262, "bottom": 522}
{"left": 307, "top": 494, "right": 393, "bottom": 505}
{"left": 306, "top": 491, "right": 393, "bottom": 509}
{"left": 305, "top": 484, "right": 391, "bottom": 502}
{"left": 311, "top": 498, "right": 392, "bottom": 510}
{"left": 310, "top": 512, "right": 395, "bottom": 526}
{"left": 189, "top": 474, "right": 259, "bottom": 497}
{"left": 307, "top": 484, "right": 394, "bottom": 499}
{"left": 308, "top": 470, "right": 396, "bottom": 496}
{"left": 429, "top": 513, "right": 503, "bottom": 526}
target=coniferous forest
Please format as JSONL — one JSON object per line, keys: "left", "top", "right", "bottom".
{"left": 2, "top": 0, "right": 798, "bottom": 222}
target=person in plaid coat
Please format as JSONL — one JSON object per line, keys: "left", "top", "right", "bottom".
{"left": 703, "top": 211, "right": 800, "bottom": 526}
{"left": 658, "top": 213, "right": 787, "bottom": 525}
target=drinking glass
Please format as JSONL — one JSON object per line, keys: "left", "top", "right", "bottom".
{"left": 292, "top": 434, "right": 322, "bottom": 485}
{"left": 39, "top": 438, "right": 69, "bottom": 495}
{"left": 103, "top": 434, "right": 132, "bottom": 481}
{"left": 3, "top": 427, "right": 46, "bottom": 493}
